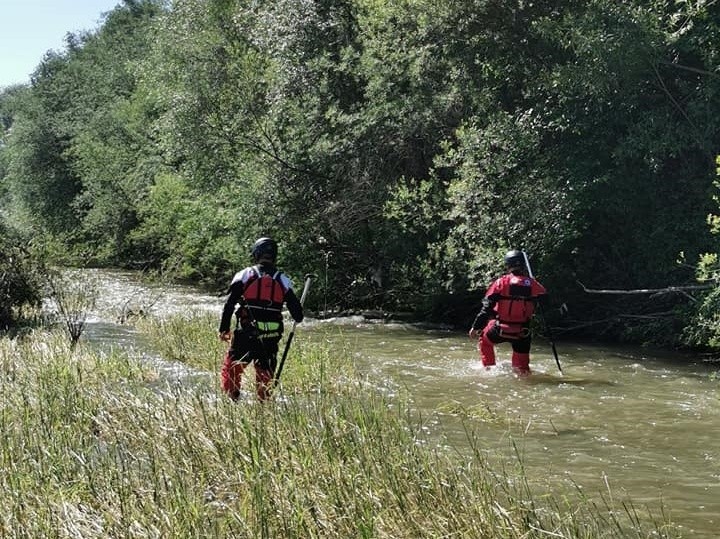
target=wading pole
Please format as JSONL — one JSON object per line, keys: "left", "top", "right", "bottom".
{"left": 273, "top": 273, "right": 316, "bottom": 389}
{"left": 522, "top": 251, "right": 563, "bottom": 375}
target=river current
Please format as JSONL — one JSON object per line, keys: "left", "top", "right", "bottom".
{"left": 77, "top": 269, "right": 719, "bottom": 538}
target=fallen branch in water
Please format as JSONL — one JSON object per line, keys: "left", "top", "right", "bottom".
{"left": 577, "top": 281, "right": 714, "bottom": 302}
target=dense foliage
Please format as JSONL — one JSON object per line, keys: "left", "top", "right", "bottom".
{"left": 1, "top": 0, "right": 720, "bottom": 346}
{"left": 0, "top": 221, "right": 41, "bottom": 328}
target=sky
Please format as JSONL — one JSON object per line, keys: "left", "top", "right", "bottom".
{"left": 0, "top": 0, "right": 122, "bottom": 88}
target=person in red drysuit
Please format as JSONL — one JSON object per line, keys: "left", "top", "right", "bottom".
{"left": 468, "top": 250, "right": 547, "bottom": 375}
{"left": 219, "top": 237, "right": 303, "bottom": 401}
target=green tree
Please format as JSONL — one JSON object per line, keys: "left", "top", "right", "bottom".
{"left": 131, "top": 0, "right": 276, "bottom": 279}
{"left": 0, "top": 221, "right": 41, "bottom": 328}
{"left": 685, "top": 155, "right": 720, "bottom": 348}
{"left": 64, "top": 0, "right": 166, "bottom": 263}
{"left": 2, "top": 1, "right": 164, "bottom": 263}
{"left": 2, "top": 55, "right": 83, "bottom": 235}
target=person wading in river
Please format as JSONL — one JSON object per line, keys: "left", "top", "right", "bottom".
{"left": 219, "top": 237, "right": 304, "bottom": 401}
{"left": 468, "top": 250, "right": 547, "bottom": 376}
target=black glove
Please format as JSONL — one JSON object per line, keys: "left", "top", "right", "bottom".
{"left": 471, "top": 313, "right": 488, "bottom": 331}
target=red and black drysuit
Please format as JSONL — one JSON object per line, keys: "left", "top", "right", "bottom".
{"left": 219, "top": 263, "right": 303, "bottom": 400}
{"left": 470, "top": 271, "right": 547, "bottom": 375}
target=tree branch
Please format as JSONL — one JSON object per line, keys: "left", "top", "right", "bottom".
{"left": 577, "top": 280, "right": 713, "bottom": 296}
{"left": 657, "top": 60, "right": 720, "bottom": 79}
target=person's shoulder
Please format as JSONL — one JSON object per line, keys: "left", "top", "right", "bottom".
{"left": 273, "top": 269, "right": 294, "bottom": 289}
{"left": 485, "top": 274, "right": 505, "bottom": 292}
{"left": 230, "top": 266, "right": 256, "bottom": 285}
{"left": 492, "top": 273, "right": 513, "bottom": 285}
{"left": 532, "top": 278, "right": 547, "bottom": 290}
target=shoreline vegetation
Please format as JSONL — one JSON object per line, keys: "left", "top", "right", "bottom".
{"left": 0, "top": 312, "right": 679, "bottom": 538}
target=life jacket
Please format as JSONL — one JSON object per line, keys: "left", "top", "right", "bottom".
{"left": 487, "top": 273, "right": 545, "bottom": 337}
{"left": 239, "top": 266, "right": 289, "bottom": 339}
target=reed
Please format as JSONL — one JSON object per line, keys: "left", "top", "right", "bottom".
{"left": 0, "top": 321, "right": 678, "bottom": 538}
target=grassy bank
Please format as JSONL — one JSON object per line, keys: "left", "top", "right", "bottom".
{"left": 0, "top": 315, "right": 677, "bottom": 538}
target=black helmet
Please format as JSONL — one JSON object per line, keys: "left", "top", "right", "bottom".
{"left": 251, "top": 237, "right": 278, "bottom": 261}
{"left": 504, "top": 249, "right": 525, "bottom": 271}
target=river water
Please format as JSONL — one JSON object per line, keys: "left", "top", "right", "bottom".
{"left": 77, "top": 269, "right": 719, "bottom": 538}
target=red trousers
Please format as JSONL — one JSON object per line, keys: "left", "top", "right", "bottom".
{"left": 220, "top": 351, "right": 274, "bottom": 401}
{"left": 478, "top": 321, "right": 531, "bottom": 375}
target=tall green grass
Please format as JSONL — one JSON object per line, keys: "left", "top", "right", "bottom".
{"left": 0, "top": 318, "right": 678, "bottom": 538}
